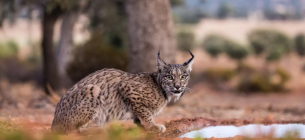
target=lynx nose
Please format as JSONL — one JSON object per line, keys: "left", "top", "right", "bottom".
{"left": 174, "top": 85, "right": 181, "bottom": 90}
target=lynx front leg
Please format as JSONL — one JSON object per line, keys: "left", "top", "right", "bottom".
{"left": 133, "top": 118, "right": 144, "bottom": 129}
{"left": 119, "top": 82, "right": 166, "bottom": 133}
{"left": 131, "top": 105, "right": 166, "bottom": 133}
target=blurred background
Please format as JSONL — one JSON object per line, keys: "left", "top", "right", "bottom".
{"left": 0, "top": 0, "right": 305, "bottom": 127}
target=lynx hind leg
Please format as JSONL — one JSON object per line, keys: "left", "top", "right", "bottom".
{"left": 76, "top": 84, "right": 105, "bottom": 133}
{"left": 52, "top": 84, "right": 104, "bottom": 134}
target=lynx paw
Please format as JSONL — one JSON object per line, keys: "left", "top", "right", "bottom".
{"left": 151, "top": 124, "right": 166, "bottom": 133}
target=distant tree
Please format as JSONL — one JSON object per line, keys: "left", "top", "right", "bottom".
{"left": 124, "top": 0, "right": 176, "bottom": 73}
{"left": 248, "top": 29, "right": 292, "bottom": 57}
{"left": 202, "top": 35, "right": 226, "bottom": 58}
{"left": 217, "top": 3, "right": 234, "bottom": 19}
{"left": 0, "top": 0, "right": 16, "bottom": 27}
{"left": 224, "top": 41, "right": 249, "bottom": 62}
{"left": 0, "top": 0, "right": 89, "bottom": 94}
{"left": 170, "top": 0, "right": 184, "bottom": 7}
{"left": 41, "top": 0, "right": 88, "bottom": 93}
{"left": 41, "top": 3, "right": 64, "bottom": 94}
{"left": 56, "top": 12, "right": 79, "bottom": 87}
{"left": 203, "top": 34, "right": 248, "bottom": 70}
{"left": 175, "top": 10, "right": 202, "bottom": 24}
{"left": 294, "top": 34, "right": 305, "bottom": 57}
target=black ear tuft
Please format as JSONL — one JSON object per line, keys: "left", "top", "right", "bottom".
{"left": 183, "top": 50, "right": 194, "bottom": 71}
{"left": 183, "top": 50, "right": 194, "bottom": 66}
{"left": 157, "top": 51, "right": 167, "bottom": 71}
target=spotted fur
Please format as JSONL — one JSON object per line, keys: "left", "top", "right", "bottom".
{"left": 51, "top": 52, "right": 194, "bottom": 134}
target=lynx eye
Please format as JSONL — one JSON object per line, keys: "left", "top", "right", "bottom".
{"left": 166, "top": 75, "right": 173, "bottom": 80}
{"left": 181, "top": 75, "right": 187, "bottom": 80}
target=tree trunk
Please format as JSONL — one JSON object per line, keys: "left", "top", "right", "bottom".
{"left": 124, "top": 0, "right": 176, "bottom": 73}
{"left": 56, "top": 12, "right": 78, "bottom": 88}
{"left": 41, "top": 7, "right": 63, "bottom": 94}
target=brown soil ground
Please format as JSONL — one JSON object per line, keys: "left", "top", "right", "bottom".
{"left": 1, "top": 81, "right": 305, "bottom": 139}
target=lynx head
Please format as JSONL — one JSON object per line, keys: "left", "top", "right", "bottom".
{"left": 156, "top": 51, "right": 194, "bottom": 101}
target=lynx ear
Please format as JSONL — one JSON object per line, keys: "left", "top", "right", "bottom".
{"left": 183, "top": 50, "right": 194, "bottom": 72}
{"left": 157, "top": 51, "right": 168, "bottom": 72}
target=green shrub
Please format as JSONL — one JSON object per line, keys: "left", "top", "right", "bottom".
{"left": 203, "top": 68, "right": 236, "bottom": 91}
{"left": 0, "top": 40, "right": 19, "bottom": 58}
{"left": 237, "top": 73, "right": 274, "bottom": 93}
{"left": 204, "top": 68, "right": 236, "bottom": 82}
{"left": 202, "top": 35, "right": 249, "bottom": 60}
{"left": 177, "top": 31, "right": 195, "bottom": 51}
{"left": 275, "top": 68, "right": 291, "bottom": 84}
{"left": 248, "top": 29, "right": 292, "bottom": 57}
{"left": 202, "top": 35, "right": 226, "bottom": 57}
{"left": 294, "top": 34, "right": 305, "bottom": 57}
{"left": 224, "top": 41, "right": 249, "bottom": 61}
{"left": 237, "top": 68, "right": 290, "bottom": 93}
{"left": 67, "top": 31, "right": 128, "bottom": 83}
{"left": 265, "top": 47, "right": 284, "bottom": 62}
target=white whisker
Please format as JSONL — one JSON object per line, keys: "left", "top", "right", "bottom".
{"left": 184, "top": 87, "right": 194, "bottom": 94}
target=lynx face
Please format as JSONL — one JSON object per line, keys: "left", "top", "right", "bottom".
{"left": 157, "top": 51, "right": 194, "bottom": 98}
